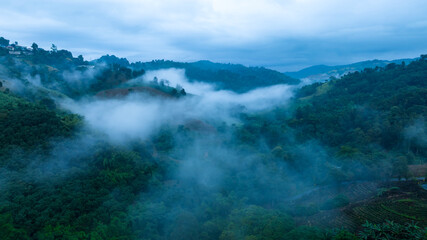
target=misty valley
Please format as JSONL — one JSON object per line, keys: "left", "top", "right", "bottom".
{"left": 0, "top": 37, "right": 427, "bottom": 240}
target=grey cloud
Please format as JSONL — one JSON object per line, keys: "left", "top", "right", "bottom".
{"left": 1, "top": 0, "right": 426, "bottom": 70}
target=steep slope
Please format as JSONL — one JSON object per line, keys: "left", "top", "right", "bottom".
{"left": 289, "top": 55, "right": 427, "bottom": 167}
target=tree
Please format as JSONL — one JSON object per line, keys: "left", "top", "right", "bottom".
{"left": 160, "top": 79, "right": 170, "bottom": 87}
{"left": 392, "top": 156, "right": 409, "bottom": 180}
{"left": 51, "top": 44, "right": 57, "bottom": 52}
{"left": 333, "top": 230, "right": 359, "bottom": 240}
{"left": 0, "top": 47, "right": 8, "bottom": 56}
{"left": 285, "top": 226, "right": 327, "bottom": 240}
{"left": 221, "top": 206, "right": 294, "bottom": 240}
{"left": 77, "top": 55, "right": 84, "bottom": 64}
{"left": 0, "top": 37, "right": 9, "bottom": 46}
{"left": 0, "top": 213, "right": 29, "bottom": 239}
{"left": 31, "top": 42, "right": 39, "bottom": 52}
{"left": 169, "top": 211, "right": 200, "bottom": 240}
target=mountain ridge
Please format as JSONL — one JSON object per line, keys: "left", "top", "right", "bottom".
{"left": 286, "top": 58, "right": 417, "bottom": 81}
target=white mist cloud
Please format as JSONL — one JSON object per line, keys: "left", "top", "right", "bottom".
{"left": 141, "top": 68, "right": 294, "bottom": 110}
{"left": 62, "top": 66, "right": 103, "bottom": 92}
{"left": 62, "top": 96, "right": 166, "bottom": 142}
{"left": 140, "top": 68, "right": 215, "bottom": 95}
{"left": 201, "top": 84, "right": 293, "bottom": 111}
{"left": 60, "top": 68, "right": 295, "bottom": 142}
{"left": 404, "top": 118, "right": 427, "bottom": 146}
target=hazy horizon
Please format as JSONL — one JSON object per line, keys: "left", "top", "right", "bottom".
{"left": 1, "top": 0, "right": 426, "bottom": 71}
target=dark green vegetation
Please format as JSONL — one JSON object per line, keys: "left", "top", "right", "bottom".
{"left": 0, "top": 92, "right": 81, "bottom": 169}
{"left": 290, "top": 56, "right": 427, "bottom": 179}
{"left": 0, "top": 37, "right": 427, "bottom": 239}
{"left": 132, "top": 59, "right": 299, "bottom": 92}
{"left": 94, "top": 54, "right": 300, "bottom": 92}
{"left": 93, "top": 55, "right": 299, "bottom": 92}
{"left": 291, "top": 181, "right": 427, "bottom": 232}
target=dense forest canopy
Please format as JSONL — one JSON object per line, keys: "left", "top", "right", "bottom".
{"left": 0, "top": 37, "right": 426, "bottom": 239}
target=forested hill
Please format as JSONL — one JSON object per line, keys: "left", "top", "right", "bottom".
{"left": 1, "top": 36, "right": 427, "bottom": 239}
{"left": 290, "top": 55, "right": 427, "bottom": 168}
{"left": 97, "top": 56, "right": 300, "bottom": 92}
{"left": 0, "top": 38, "right": 297, "bottom": 98}
{"left": 286, "top": 58, "right": 416, "bottom": 82}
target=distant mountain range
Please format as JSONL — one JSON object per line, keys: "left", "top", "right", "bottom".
{"left": 285, "top": 58, "right": 417, "bottom": 82}
{"left": 94, "top": 56, "right": 300, "bottom": 92}
{"left": 2, "top": 35, "right": 421, "bottom": 93}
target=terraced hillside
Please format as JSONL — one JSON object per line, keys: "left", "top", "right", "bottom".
{"left": 291, "top": 181, "right": 427, "bottom": 231}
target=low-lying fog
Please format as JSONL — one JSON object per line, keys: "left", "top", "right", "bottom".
{"left": 61, "top": 68, "right": 295, "bottom": 142}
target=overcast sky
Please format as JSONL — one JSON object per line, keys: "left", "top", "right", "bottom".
{"left": 1, "top": 0, "right": 426, "bottom": 71}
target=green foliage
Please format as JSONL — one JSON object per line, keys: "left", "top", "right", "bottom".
{"left": 99, "top": 150, "right": 143, "bottom": 186}
{"left": 128, "top": 202, "right": 167, "bottom": 240}
{"left": 0, "top": 213, "right": 29, "bottom": 240}
{"left": 169, "top": 211, "right": 200, "bottom": 240}
{"left": 0, "top": 47, "right": 8, "bottom": 56}
{"left": 220, "top": 205, "right": 295, "bottom": 240}
{"left": 380, "top": 204, "right": 419, "bottom": 221}
{"left": 288, "top": 57, "right": 427, "bottom": 180}
{"left": 358, "top": 220, "right": 426, "bottom": 240}
{"left": 0, "top": 39, "right": 426, "bottom": 240}
{"left": 296, "top": 82, "right": 323, "bottom": 98}
{"left": 392, "top": 156, "right": 409, "bottom": 180}
{"left": 376, "top": 187, "right": 400, "bottom": 197}
{"left": 0, "top": 37, "right": 10, "bottom": 46}
{"left": 0, "top": 142, "right": 158, "bottom": 238}
{"left": 285, "top": 226, "right": 329, "bottom": 240}
{"left": 32, "top": 42, "right": 39, "bottom": 51}
{"left": 321, "top": 194, "right": 350, "bottom": 210}
{"left": 61, "top": 114, "right": 84, "bottom": 132}
{"left": 288, "top": 204, "right": 320, "bottom": 217}
{"left": 291, "top": 58, "right": 427, "bottom": 151}
{"left": 94, "top": 54, "right": 130, "bottom": 67}
{"left": 89, "top": 64, "right": 135, "bottom": 92}
{"left": 337, "top": 146, "right": 359, "bottom": 158}
{"left": 0, "top": 92, "right": 79, "bottom": 157}
{"left": 333, "top": 229, "right": 360, "bottom": 240}
{"left": 152, "top": 128, "right": 175, "bottom": 152}
{"left": 36, "top": 225, "right": 87, "bottom": 240}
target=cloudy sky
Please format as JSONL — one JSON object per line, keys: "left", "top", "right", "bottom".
{"left": 1, "top": 0, "right": 426, "bottom": 71}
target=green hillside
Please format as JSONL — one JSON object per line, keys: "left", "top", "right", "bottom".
{"left": 0, "top": 37, "right": 426, "bottom": 239}
{"left": 131, "top": 59, "right": 299, "bottom": 92}
{"left": 290, "top": 56, "right": 427, "bottom": 163}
